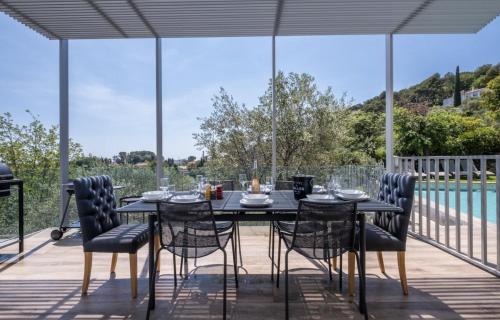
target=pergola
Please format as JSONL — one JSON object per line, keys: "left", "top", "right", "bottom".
{"left": 1, "top": 0, "right": 499, "bottom": 218}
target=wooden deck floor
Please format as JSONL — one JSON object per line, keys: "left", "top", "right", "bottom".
{"left": 1, "top": 226, "right": 500, "bottom": 319}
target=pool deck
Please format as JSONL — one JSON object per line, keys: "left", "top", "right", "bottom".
{"left": 1, "top": 227, "right": 500, "bottom": 319}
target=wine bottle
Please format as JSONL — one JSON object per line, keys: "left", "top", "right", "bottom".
{"left": 251, "top": 160, "right": 260, "bottom": 193}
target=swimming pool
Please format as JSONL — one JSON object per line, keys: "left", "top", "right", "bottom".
{"left": 416, "top": 183, "right": 498, "bottom": 223}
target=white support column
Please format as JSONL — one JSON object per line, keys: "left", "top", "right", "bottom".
{"left": 59, "top": 40, "right": 69, "bottom": 220}
{"left": 271, "top": 36, "right": 277, "bottom": 182}
{"left": 385, "top": 34, "right": 394, "bottom": 172}
{"left": 155, "top": 38, "right": 164, "bottom": 188}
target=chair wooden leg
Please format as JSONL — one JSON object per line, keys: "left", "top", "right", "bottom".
{"left": 348, "top": 251, "right": 355, "bottom": 296}
{"left": 155, "top": 234, "right": 161, "bottom": 272}
{"left": 129, "top": 253, "right": 138, "bottom": 298}
{"left": 397, "top": 251, "right": 409, "bottom": 295}
{"left": 110, "top": 253, "right": 118, "bottom": 273}
{"left": 377, "top": 251, "right": 385, "bottom": 273}
{"left": 82, "top": 252, "right": 92, "bottom": 295}
{"left": 332, "top": 256, "right": 337, "bottom": 271}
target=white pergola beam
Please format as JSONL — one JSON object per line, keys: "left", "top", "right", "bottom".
{"left": 385, "top": 34, "right": 394, "bottom": 172}
{"left": 155, "top": 38, "right": 163, "bottom": 188}
{"left": 59, "top": 39, "right": 69, "bottom": 219}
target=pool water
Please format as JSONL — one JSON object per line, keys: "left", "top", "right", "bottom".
{"left": 415, "top": 184, "right": 498, "bottom": 223}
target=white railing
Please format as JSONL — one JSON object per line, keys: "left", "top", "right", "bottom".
{"left": 395, "top": 155, "right": 500, "bottom": 276}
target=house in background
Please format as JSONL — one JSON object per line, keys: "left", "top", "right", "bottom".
{"left": 443, "top": 88, "right": 485, "bottom": 106}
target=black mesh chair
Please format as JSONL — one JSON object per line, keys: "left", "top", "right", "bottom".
{"left": 149, "top": 200, "right": 238, "bottom": 320}
{"left": 278, "top": 200, "right": 365, "bottom": 320}
{"left": 269, "top": 181, "right": 294, "bottom": 281}
{"left": 73, "top": 176, "right": 152, "bottom": 298}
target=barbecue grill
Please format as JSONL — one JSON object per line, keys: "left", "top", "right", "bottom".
{"left": 0, "top": 162, "right": 24, "bottom": 253}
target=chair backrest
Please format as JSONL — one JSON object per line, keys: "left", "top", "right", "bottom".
{"left": 375, "top": 172, "right": 416, "bottom": 242}
{"left": 157, "top": 200, "right": 221, "bottom": 257}
{"left": 73, "top": 175, "right": 120, "bottom": 245}
{"left": 282, "top": 200, "right": 357, "bottom": 259}
{"left": 275, "top": 180, "right": 293, "bottom": 191}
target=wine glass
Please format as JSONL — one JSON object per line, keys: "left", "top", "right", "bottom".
{"left": 190, "top": 183, "right": 200, "bottom": 199}
{"left": 168, "top": 184, "right": 176, "bottom": 196}
{"left": 160, "top": 177, "right": 169, "bottom": 197}
{"left": 265, "top": 176, "right": 273, "bottom": 193}
{"left": 239, "top": 174, "right": 248, "bottom": 192}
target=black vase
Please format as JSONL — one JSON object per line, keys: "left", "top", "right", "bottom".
{"left": 292, "top": 175, "right": 314, "bottom": 200}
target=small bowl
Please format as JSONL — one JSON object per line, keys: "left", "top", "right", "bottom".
{"left": 306, "top": 194, "right": 333, "bottom": 201}
{"left": 171, "top": 194, "right": 199, "bottom": 203}
{"left": 243, "top": 193, "right": 269, "bottom": 203}
{"left": 337, "top": 189, "right": 365, "bottom": 199}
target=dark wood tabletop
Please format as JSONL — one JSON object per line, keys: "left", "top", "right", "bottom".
{"left": 116, "top": 190, "right": 402, "bottom": 215}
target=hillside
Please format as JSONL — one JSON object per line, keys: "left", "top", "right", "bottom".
{"left": 354, "top": 63, "right": 500, "bottom": 113}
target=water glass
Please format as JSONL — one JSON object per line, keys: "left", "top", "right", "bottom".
{"left": 168, "top": 184, "right": 176, "bottom": 196}
{"left": 160, "top": 177, "right": 169, "bottom": 197}
{"left": 239, "top": 174, "right": 248, "bottom": 191}
{"left": 190, "top": 183, "right": 200, "bottom": 198}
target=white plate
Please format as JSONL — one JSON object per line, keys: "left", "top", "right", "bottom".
{"left": 337, "top": 189, "right": 366, "bottom": 199}
{"left": 142, "top": 191, "right": 164, "bottom": 200}
{"left": 306, "top": 194, "right": 335, "bottom": 202}
{"left": 336, "top": 193, "right": 370, "bottom": 201}
{"left": 240, "top": 198, "right": 274, "bottom": 208}
{"left": 170, "top": 195, "right": 201, "bottom": 203}
{"left": 140, "top": 197, "right": 163, "bottom": 202}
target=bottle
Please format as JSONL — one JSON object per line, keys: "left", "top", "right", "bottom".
{"left": 251, "top": 160, "right": 260, "bottom": 193}
{"left": 205, "top": 183, "right": 212, "bottom": 200}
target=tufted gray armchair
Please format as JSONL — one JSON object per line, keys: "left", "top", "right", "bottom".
{"left": 73, "top": 175, "right": 152, "bottom": 298}
{"left": 348, "top": 172, "right": 416, "bottom": 296}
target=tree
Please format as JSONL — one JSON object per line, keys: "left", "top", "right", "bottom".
{"left": 481, "top": 75, "right": 500, "bottom": 112}
{"left": 0, "top": 111, "right": 83, "bottom": 234}
{"left": 194, "top": 72, "right": 355, "bottom": 175}
{"left": 454, "top": 65, "right": 462, "bottom": 107}
{"left": 187, "top": 155, "right": 196, "bottom": 162}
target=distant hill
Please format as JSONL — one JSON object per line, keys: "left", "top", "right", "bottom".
{"left": 353, "top": 63, "right": 500, "bottom": 113}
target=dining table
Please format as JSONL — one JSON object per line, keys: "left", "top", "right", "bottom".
{"left": 116, "top": 190, "right": 403, "bottom": 315}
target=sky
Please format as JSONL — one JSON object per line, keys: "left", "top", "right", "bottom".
{"left": 0, "top": 13, "right": 499, "bottom": 159}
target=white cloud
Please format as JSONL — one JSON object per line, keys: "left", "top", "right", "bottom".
{"left": 71, "top": 82, "right": 155, "bottom": 125}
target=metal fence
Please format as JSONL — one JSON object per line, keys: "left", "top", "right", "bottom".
{"left": 395, "top": 155, "right": 500, "bottom": 276}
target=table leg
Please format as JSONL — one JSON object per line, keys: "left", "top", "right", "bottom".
{"left": 18, "top": 182, "right": 24, "bottom": 254}
{"left": 148, "top": 214, "right": 156, "bottom": 310}
{"left": 359, "top": 213, "right": 366, "bottom": 314}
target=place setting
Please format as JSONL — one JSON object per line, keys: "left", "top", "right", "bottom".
{"left": 240, "top": 193, "right": 274, "bottom": 208}
{"left": 303, "top": 175, "right": 370, "bottom": 203}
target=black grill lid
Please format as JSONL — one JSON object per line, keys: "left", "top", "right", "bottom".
{"left": 0, "top": 163, "right": 13, "bottom": 180}
{"left": 0, "top": 163, "right": 14, "bottom": 198}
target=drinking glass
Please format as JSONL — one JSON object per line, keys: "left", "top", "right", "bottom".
{"left": 265, "top": 176, "right": 273, "bottom": 192}
{"left": 168, "top": 184, "right": 176, "bottom": 196}
{"left": 190, "top": 183, "right": 200, "bottom": 198}
{"left": 239, "top": 174, "right": 248, "bottom": 191}
{"left": 160, "top": 177, "right": 169, "bottom": 197}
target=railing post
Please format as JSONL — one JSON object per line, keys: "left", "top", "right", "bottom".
{"left": 444, "top": 158, "right": 449, "bottom": 247}
{"left": 418, "top": 158, "right": 423, "bottom": 236}
{"left": 434, "top": 157, "right": 440, "bottom": 243}
{"left": 467, "top": 157, "right": 473, "bottom": 258}
{"left": 455, "top": 156, "right": 461, "bottom": 252}
{"left": 426, "top": 157, "right": 431, "bottom": 238}
{"left": 496, "top": 156, "right": 500, "bottom": 271}
{"left": 411, "top": 156, "right": 416, "bottom": 233}
{"left": 480, "top": 157, "right": 487, "bottom": 264}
